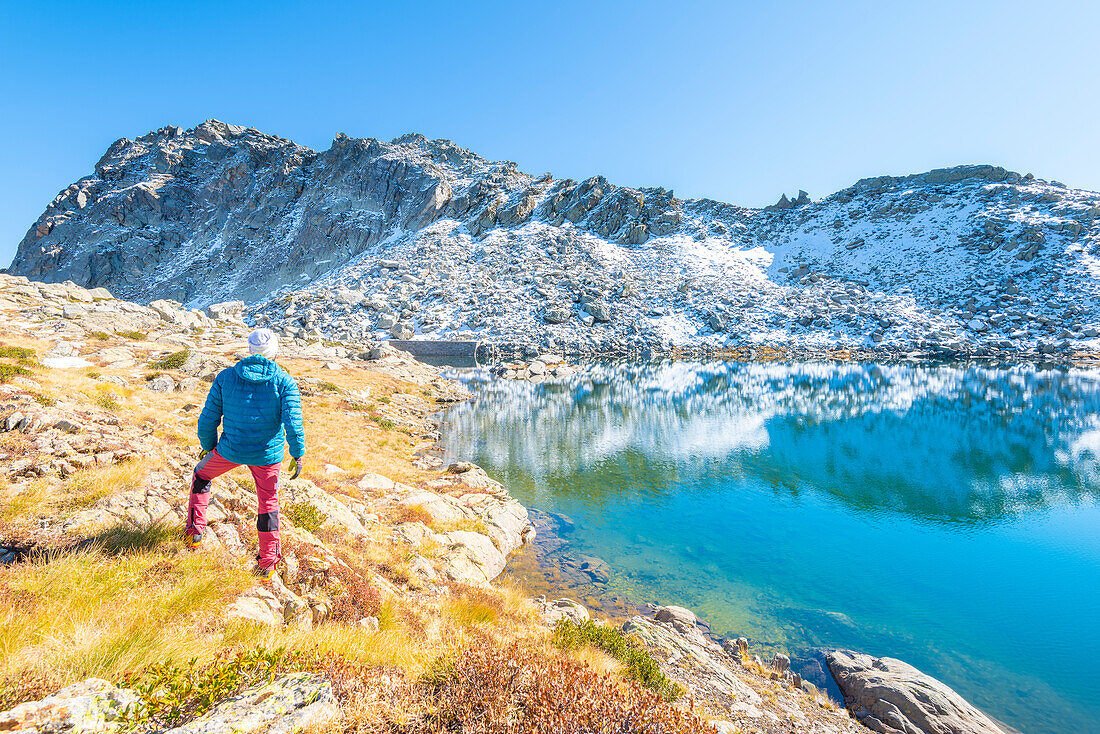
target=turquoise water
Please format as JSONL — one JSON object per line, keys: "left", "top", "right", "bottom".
{"left": 440, "top": 362, "right": 1100, "bottom": 734}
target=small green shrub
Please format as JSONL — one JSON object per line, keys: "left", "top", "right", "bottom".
{"left": 90, "top": 331, "right": 111, "bottom": 341}
{"left": 285, "top": 501, "right": 327, "bottom": 532}
{"left": 370, "top": 415, "right": 396, "bottom": 430}
{"left": 31, "top": 392, "right": 56, "bottom": 407}
{"left": 121, "top": 647, "right": 301, "bottom": 730}
{"left": 94, "top": 386, "right": 121, "bottom": 410}
{"left": 318, "top": 381, "right": 340, "bottom": 393}
{"left": 85, "top": 369, "right": 102, "bottom": 379}
{"left": 149, "top": 350, "right": 189, "bottom": 371}
{"left": 117, "top": 330, "right": 146, "bottom": 340}
{"left": 0, "top": 346, "right": 38, "bottom": 365}
{"left": 553, "top": 619, "right": 682, "bottom": 700}
{"left": 0, "top": 364, "right": 32, "bottom": 384}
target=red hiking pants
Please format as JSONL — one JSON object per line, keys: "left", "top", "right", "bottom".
{"left": 185, "top": 450, "right": 282, "bottom": 568}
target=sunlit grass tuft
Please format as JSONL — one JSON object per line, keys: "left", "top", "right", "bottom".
{"left": 0, "top": 538, "right": 252, "bottom": 705}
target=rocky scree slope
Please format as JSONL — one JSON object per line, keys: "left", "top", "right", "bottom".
{"left": 8, "top": 119, "right": 1100, "bottom": 358}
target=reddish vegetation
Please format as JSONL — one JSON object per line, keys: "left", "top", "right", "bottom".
{"left": 326, "top": 561, "right": 384, "bottom": 623}
{"left": 411, "top": 642, "right": 715, "bottom": 734}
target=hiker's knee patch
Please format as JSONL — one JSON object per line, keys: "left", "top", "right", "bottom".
{"left": 191, "top": 474, "right": 212, "bottom": 494}
{"left": 257, "top": 511, "right": 279, "bottom": 532}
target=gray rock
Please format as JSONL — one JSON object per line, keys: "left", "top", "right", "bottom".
{"left": 536, "top": 597, "right": 590, "bottom": 626}
{"left": 162, "top": 673, "right": 336, "bottom": 734}
{"left": 178, "top": 377, "right": 202, "bottom": 392}
{"left": 205, "top": 300, "right": 245, "bottom": 320}
{"left": 587, "top": 302, "right": 612, "bottom": 322}
{"left": 655, "top": 604, "right": 698, "bottom": 632}
{"left": 826, "top": 649, "right": 1007, "bottom": 734}
{"left": 544, "top": 306, "right": 570, "bottom": 324}
{"left": 0, "top": 677, "right": 139, "bottom": 734}
{"left": 147, "top": 374, "right": 176, "bottom": 392}
{"left": 45, "top": 341, "right": 77, "bottom": 358}
{"left": 623, "top": 615, "right": 763, "bottom": 708}
{"left": 53, "top": 418, "right": 81, "bottom": 434}
{"left": 4, "top": 411, "right": 25, "bottom": 432}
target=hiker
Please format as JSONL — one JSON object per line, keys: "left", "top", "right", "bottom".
{"left": 184, "top": 328, "right": 305, "bottom": 579}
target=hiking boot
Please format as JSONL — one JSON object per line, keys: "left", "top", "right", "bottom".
{"left": 252, "top": 561, "right": 278, "bottom": 580}
{"left": 185, "top": 532, "right": 203, "bottom": 550}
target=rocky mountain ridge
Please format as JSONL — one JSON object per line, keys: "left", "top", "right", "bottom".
{"left": 7, "top": 119, "right": 1100, "bottom": 357}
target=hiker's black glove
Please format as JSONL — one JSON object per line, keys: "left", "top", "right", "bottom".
{"left": 289, "top": 456, "right": 302, "bottom": 480}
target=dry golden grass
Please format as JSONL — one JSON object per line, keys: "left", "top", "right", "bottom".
{"left": 565, "top": 645, "right": 626, "bottom": 678}
{"left": 0, "top": 458, "right": 156, "bottom": 522}
{"left": 278, "top": 359, "right": 435, "bottom": 486}
{"left": 0, "top": 538, "right": 252, "bottom": 700}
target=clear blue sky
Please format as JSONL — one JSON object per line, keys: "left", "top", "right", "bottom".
{"left": 2, "top": 1, "right": 1098, "bottom": 266}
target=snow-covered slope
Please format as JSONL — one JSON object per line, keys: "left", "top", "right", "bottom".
{"left": 7, "top": 120, "right": 1100, "bottom": 356}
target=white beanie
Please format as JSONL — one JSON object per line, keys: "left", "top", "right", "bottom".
{"left": 248, "top": 328, "right": 279, "bottom": 358}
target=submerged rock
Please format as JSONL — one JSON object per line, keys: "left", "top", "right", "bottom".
{"left": 825, "top": 649, "right": 1007, "bottom": 734}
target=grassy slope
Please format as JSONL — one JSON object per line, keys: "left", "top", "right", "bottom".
{"left": 0, "top": 319, "right": 723, "bottom": 733}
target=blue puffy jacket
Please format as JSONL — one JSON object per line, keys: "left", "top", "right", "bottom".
{"left": 197, "top": 355, "right": 305, "bottom": 466}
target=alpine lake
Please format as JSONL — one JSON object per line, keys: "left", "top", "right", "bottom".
{"left": 438, "top": 360, "right": 1100, "bottom": 734}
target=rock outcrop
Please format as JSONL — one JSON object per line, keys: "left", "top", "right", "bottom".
{"left": 0, "top": 674, "right": 336, "bottom": 734}
{"left": 625, "top": 607, "right": 863, "bottom": 733}
{"left": 0, "top": 678, "right": 138, "bottom": 734}
{"left": 825, "top": 650, "right": 1008, "bottom": 734}
{"left": 162, "top": 673, "right": 336, "bottom": 734}
{"left": 7, "top": 120, "right": 1100, "bottom": 357}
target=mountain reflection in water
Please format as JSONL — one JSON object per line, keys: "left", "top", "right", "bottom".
{"left": 441, "top": 361, "right": 1100, "bottom": 734}
{"left": 446, "top": 362, "right": 1100, "bottom": 522}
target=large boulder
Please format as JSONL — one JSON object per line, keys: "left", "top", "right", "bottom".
{"left": 0, "top": 678, "right": 139, "bottom": 734}
{"left": 162, "top": 673, "right": 336, "bottom": 734}
{"left": 825, "top": 650, "right": 1007, "bottom": 734}
{"left": 544, "top": 305, "right": 570, "bottom": 324}
{"left": 438, "top": 529, "right": 507, "bottom": 586}
{"left": 587, "top": 302, "right": 612, "bottom": 322}
{"left": 281, "top": 479, "right": 368, "bottom": 536}
{"left": 536, "top": 597, "right": 590, "bottom": 626}
{"left": 654, "top": 604, "right": 698, "bottom": 633}
{"left": 205, "top": 300, "right": 245, "bottom": 321}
